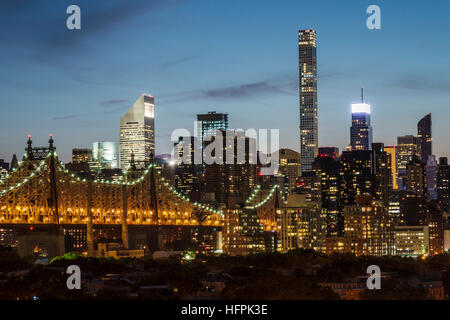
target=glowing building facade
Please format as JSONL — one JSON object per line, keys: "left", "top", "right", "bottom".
{"left": 120, "top": 94, "right": 155, "bottom": 170}
{"left": 384, "top": 146, "right": 398, "bottom": 190}
{"left": 350, "top": 102, "right": 372, "bottom": 151}
{"left": 91, "top": 141, "right": 118, "bottom": 170}
{"left": 196, "top": 111, "right": 228, "bottom": 152}
{"left": 298, "top": 29, "right": 318, "bottom": 174}
{"left": 394, "top": 226, "right": 429, "bottom": 257}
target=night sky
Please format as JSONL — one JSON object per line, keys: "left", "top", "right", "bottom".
{"left": 0, "top": 0, "right": 449, "bottom": 163}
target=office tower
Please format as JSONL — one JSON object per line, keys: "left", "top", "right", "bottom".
{"left": 278, "top": 148, "right": 301, "bottom": 191}
{"left": 426, "top": 155, "right": 438, "bottom": 201}
{"left": 343, "top": 195, "right": 394, "bottom": 256}
{"left": 276, "top": 194, "right": 325, "bottom": 252}
{"left": 394, "top": 226, "right": 429, "bottom": 257}
{"left": 312, "top": 154, "right": 344, "bottom": 237}
{"left": 91, "top": 142, "right": 118, "bottom": 171}
{"left": 318, "top": 147, "right": 339, "bottom": 158}
{"left": 350, "top": 90, "right": 372, "bottom": 151}
{"left": 298, "top": 29, "right": 318, "bottom": 174}
{"left": 120, "top": 94, "right": 155, "bottom": 170}
{"left": 437, "top": 157, "right": 450, "bottom": 209}
{"left": 384, "top": 146, "right": 398, "bottom": 190}
{"left": 72, "top": 148, "right": 92, "bottom": 164}
{"left": 196, "top": 111, "right": 228, "bottom": 153}
{"left": 371, "top": 143, "right": 392, "bottom": 206}
{"left": 417, "top": 113, "right": 432, "bottom": 164}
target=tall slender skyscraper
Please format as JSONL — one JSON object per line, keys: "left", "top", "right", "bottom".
{"left": 120, "top": 94, "right": 155, "bottom": 169}
{"left": 298, "top": 29, "right": 318, "bottom": 174}
{"left": 417, "top": 113, "right": 432, "bottom": 164}
{"left": 350, "top": 89, "right": 372, "bottom": 151}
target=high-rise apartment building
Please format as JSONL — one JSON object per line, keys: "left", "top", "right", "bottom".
{"left": 276, "top": 194, "right": 325, "bottom": 253}
{"left": 298, "top": 29, "right": 318, "bottom": 174}
{"left": 223, "top": 208, "right": 265, "bottom": 256}
{"left": 350, "top": 91, "right": 372, "bottom": 151}
{"left": 417, "top": 113, "right": 432, "bottom": 164}
{"left": 120, "top": 94, "right": 155, "bottom": 170}
{"left": 344, "top": 195, "right": 394, "bottom": 257}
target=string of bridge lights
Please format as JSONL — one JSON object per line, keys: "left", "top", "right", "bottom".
{"left": 0, "top": 154, "right": 49, "bottom": 195}
{"left": 245, "top": 184, "right": 288, "bottom": 209}
{"left": 1, "top": 151, "right": 224, "bottom": 216}
{"left": 1, "top": 151, "right": 284, "bottom": 215}
{"left": 245, "top": 184, "right": 262, "bottom": 203}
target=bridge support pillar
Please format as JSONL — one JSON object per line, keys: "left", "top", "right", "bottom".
{"left": 121, "top": 185, "right": 129, "bottom": 249}
{"left": 87, "top": 180, "right": 95, "bottom": 257}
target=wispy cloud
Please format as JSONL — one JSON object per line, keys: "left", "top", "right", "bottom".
{"left": 52, "top": 106, "right": 125, "bottom": 120}
{"left": 159, "top": 77, "right": 297, "bottom": 104}
{"left": 100, "top": 99, "right": 129, "bottom": 106}
{"left": 159, "top": 55, "right": 199, "bottom": 69}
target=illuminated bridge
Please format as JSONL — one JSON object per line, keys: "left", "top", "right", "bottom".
{"left": 0, "top": 136, "right": 282, "bottom": 256}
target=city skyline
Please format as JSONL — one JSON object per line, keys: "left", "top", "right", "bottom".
{"left": 1, "top": 0, "right": 450, "bottom": 165}
{"left": 1, "top": 1, "right": 450, "bottom": 303}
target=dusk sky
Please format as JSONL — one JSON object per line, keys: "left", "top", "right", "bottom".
{"left": 0, "top": 0, "right": 449, "bottom": 163}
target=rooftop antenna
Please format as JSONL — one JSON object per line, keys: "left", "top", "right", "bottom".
{"left": 361, "top": 87, "right": 364, "bottom": 103}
